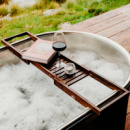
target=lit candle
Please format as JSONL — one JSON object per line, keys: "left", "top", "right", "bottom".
{"left": 66, "top": 66, "right": 73, "bottom": 73}
{"left": 65, "top": 63, "right": 75, "bottom": 75}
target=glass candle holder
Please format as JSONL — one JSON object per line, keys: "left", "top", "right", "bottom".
{"left": 64, "top": 63, "right": 76, "bottom": 75}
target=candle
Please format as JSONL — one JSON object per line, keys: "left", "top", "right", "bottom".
{"left": 66, "top": 66, "right": 73, "bottom": 73}
{"left": 65, "top": 63, "right": 76, "bottom": 75}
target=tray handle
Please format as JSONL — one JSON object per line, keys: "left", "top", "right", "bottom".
{"left": 3, "top": 31, "right": 37, "bottom": 42}
{"left": 1, "top": 31, "right": 38, "bottom": 64}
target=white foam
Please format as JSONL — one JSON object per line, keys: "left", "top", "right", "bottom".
{"left": 0, "top": 49, "right": 125, "bottom": 130}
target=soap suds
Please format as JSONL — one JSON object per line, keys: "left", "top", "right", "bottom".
{"left": 0, "top": 49, "right": 125, "bottom": 130}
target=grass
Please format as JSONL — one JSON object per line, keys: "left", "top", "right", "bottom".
{"left": 0, "top": 4, "right": 8, "bottom": 16}
{"left": 48, "top": 1, "right": 60, "bottom": 9}
{"left": 65, "top": 0, "right": 76, "bottom": 9}
{"left": 0, "top": 0, "right": 130, "bottom": 46}
{"left": 32, "top": 0, "right": 46, "bottom": 10}
{"left": 10, "top": 4, "right": 21, "bottom": 16}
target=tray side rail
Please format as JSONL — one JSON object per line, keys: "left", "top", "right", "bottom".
{"left": 1, "top": 31, "right": 38, "bottom": 64}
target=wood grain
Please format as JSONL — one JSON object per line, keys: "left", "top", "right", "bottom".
{"left": 110, "top": 29, "right": 130, "bottom": 44}
{"left": 125, "top": 114, "right": 130, "bottom": 130}
{"left": 96, "top": 18, "right": 130, "bottom": 37}
{"left": 83, "top": 12, "right": 130, "bottom": 33}
{"left": 127, "top": 92, "right": 130, "bottom": 114}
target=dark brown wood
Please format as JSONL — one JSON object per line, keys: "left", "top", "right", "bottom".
{"left": 89, "top": 71, "right": 126, "bottom": 93}
{"left": 1, "top": 32, "right": 129, "bottom": 116}
{"left": 1, "top": 31, "right": 38, "bottom": 64}
{"left": 100, "top": 91, "right": 129, "bottom": 111}
{"left": 66, "top": 74, "right": 88, "bottom": 86}
{"left": 127, "top": 89, "right": 130, "bottom": 114}
{"left": 54, "top": 78, "right": 101, "bottom": 115}
{"left": 125, "top": 113, "right": 130, "bottom": 130}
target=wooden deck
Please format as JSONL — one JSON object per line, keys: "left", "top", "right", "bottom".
{"left": 62, "top": 4, "right": 130, "bottom": 130}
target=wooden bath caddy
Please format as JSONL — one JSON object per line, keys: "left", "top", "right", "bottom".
{"left": 1, "top": 31, "right": 129, "bottom": 116}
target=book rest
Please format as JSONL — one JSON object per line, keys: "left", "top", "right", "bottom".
{"left": 1, "top": 31, "right": 129, "bottom": 116}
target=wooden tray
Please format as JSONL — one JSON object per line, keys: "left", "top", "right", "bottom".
{"left": 1, "top": 31, "right": 129, "bottom": 116}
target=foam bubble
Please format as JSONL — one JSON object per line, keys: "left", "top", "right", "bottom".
{"left": 0, "top": 49, "right": 125, "bottom": 130}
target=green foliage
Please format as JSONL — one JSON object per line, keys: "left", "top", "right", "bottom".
{"left": 52, "top": 19, "right": 62, "bottom": 27}
{"left": 90, "top": 1, "right": 100, "bottom": 8}
{"left": 0, "top": 20, "right": 4, "bottom": 28}
{"left": 74, "top": 4, "right": 84, "bottom": 11}
{"left": 32, "top": 0, "right": 45, "bottom": 10}
{"left": 65, "top": 0, "right": 76, "bottom": 9}
{"left": 0, "top": 0, "right": 130, "bottom": 46}
{"left": 57, "top": 9, "right": 66, "bottom": 15}
{"left": 0, "top": 0, "right": 10, "bottom": 5}
{"left": 0, "top": 4, "right": 8, "bottom": 16}
{"left": 10, "top": 4, "right": 20, "bottom": 16}
{"left": 47, "top": 1, "right": 60, "bottom": 9}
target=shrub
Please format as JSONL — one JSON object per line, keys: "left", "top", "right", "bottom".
{"left": 90, "top": 1, "right": 100, "bottom": 8}
{"left": 10, "top": 4, "right": 20, "bottom": 16}
{"left": 57, "top": 9, "right": 66, "bottom": 15}
{"left": 47, "top": 1, "right": 60, "bottom": 9}
{"left": 74, "top": 5, "right": 84, "bottom": 11}
{"left": 0, "top": 0, "right": 10, "bottom": 5}
{"left": 65, "top": 0, "right": 76, "bottom": 9}
{"left": 93, "top": 8, "right": 106, "bottom": 16}
{"left": 32, "top": 0, "right": 45, "bottom": 9}
{"left": 52, "top": 19, "right": 62, "bottom": 27}
{"left": 0, "top": 4, "right": 8, "bottom": 16}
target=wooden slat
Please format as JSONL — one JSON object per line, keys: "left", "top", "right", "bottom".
{"left": 58, "top": 68, "right": 81, "bottom": 79}
{"left": 127, "top": 91, "right": 130, "bottom": 114}
{"left": 83, "top": 11, "right": 130, "bottom": 33}
{"left": 49, "top": 59, "right": 64, "bottom": 70}
{"left": 110, "top": 28, "right": 130, "bottom": 44}
{"left": 49, "top": 59, "right": 69, "bottom": 71}
{"left": 63, "top": 71, "right": 84, "bottom": 83}
{"left": 123, "top": 42, "right": 130, "bottom": 53}
{"left": 55, "top": 69, "right": 64, "bottom": 75}
{"left": 51, "top": 67, "right": 64, "bottom": 73}
{"left": 61, "top": 71, "right": 82, "bottom": 81}
{"left": 95, "top": 18, "right": 130, "bottom": 38}
{"left": 67, "top": 74, "right": 87, "bottom": 86}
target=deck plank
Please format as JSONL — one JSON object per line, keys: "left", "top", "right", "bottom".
{"left": 127, "top": 95, "right": 130, "bottom": 113}
{"left": 110, "top": 29, "right": 130, "bottom": 44}
{"left": 95, "top": 18, "right": 130, "bottom": 37}
{"left": 125, "top": 113, "right": 130, "bottom": 130}
{"left": 82, "top": 11, "right": 130, "bottom": 33}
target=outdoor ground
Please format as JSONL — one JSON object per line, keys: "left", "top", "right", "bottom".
{"left": 0, "top": 0, "right": 130, "bottom": 46}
